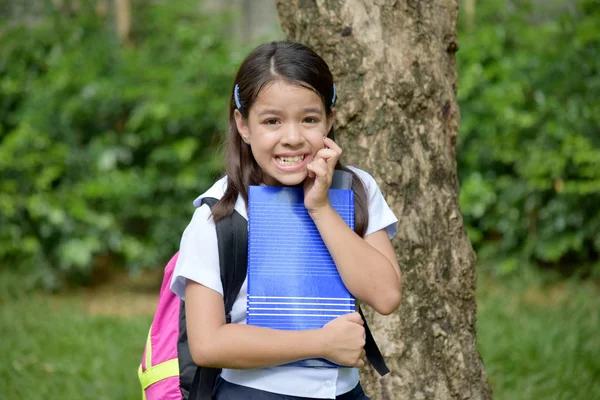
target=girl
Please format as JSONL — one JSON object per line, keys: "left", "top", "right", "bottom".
{"left": 171, "top": 41, "right": 402, "bottom": 400}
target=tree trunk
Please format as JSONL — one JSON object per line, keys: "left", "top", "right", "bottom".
{"left": 114, "top": 0, "right": 131, "bottom": 47}
{"left": 275, "top": 1, "right": 492, "bottom": 399}
{"left": 201, "top": 0, "right": 281, "bottom": 42}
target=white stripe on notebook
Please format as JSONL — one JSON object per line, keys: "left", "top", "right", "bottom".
{"left": 247, "top": 313, "right": 346, "bottom": 317}
{"left": 248, "top": 307, "right": 353, "bottom": 312}
{"left": 248, "top": 302, "right": 355, "bottom": 306}
{"left": 248, "top": 296, "right": 354, "bottom": 301}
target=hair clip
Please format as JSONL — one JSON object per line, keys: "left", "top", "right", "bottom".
{"left": 234, "top": 84, "right": 242, "bottom": 110}
{"left": 331, "top": 83, "right": 337, "bottom": 110}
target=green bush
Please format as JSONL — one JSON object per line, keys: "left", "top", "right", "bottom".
{"left": 0, "top": 1, "right": 243, "bottom": 289}
{"left": 457, "top": 0, "right": 600, "bottom": 274}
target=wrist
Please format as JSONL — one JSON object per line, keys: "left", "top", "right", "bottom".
{"left": 311, "top": 327, "right": 330, "bottom": 360}
{"left": 295, "top": 328, "right": 329, "bottom": 360}
{"left": 307, "top": 203, "right": 334, "bottom": 222}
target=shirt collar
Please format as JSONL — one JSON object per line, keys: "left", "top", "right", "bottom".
{"left": 192, "top": 176, "right": 248, "bottom": 221}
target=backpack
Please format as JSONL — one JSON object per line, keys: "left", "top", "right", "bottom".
{"left": 138, "top": 189, "right": 390, "bottom": 400}
{"left": 138, "top": 197, "right": 248, "bottom": 400}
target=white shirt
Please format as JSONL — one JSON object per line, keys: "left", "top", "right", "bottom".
{"left": 170, "top": 166, "right": 398, "bottom": 399}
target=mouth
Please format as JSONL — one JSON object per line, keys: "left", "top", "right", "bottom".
{"left": 274, "top": 153, "right": 309, "bottom": 171}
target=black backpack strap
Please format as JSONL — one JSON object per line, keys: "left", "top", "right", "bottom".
{"left": 188, "top": 191, "right": 388, "bottom": 400}
{"left": 359, "top": 306, "right": 390, "bottom": 376}
{"left": 178, "top": 300, "right": 197, "bottom": 398}
{"left": 189, "top": 197, "right": 248, "bottom": 400}
{"left": 332, "top": 170, "right": 390, "bottom": 377}
{"left": 189, "top": 367, "right": 218, "bottom": 400}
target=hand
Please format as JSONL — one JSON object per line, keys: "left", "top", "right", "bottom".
{"left": 320, "top": 312, "right": 366, "bottom": 368}
{"left": 304, "top": 137, "right": 343, "bottom": 214}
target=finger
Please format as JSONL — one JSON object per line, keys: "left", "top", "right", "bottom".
{"left": 339, "top": 312, "right": 356, "bottom": 320}
{"left": 323, "top": 136, "right": 340, "bottom": 150}
{"left": 323, "top": 137, "right": 343, "bottom": 156}
{"left": 345, "top": 312, "right": 364, "bottom": 324}
{"left": 306, "top": 156, "right": 318, "bottom": 179}
{"left": 356, "top": 358, "right": 366, "bottom": 368}
{"left": 315, "top": 148, "right": 338, "bottom": 161}
{"left": 315, "top": 157, "right": 329, "bottom": 173}
{"left": 317, "top": 145, "right": 341, "bottom": 173}
{"left": 307, "top": 158, "right": 329, "bottom": 179}
{"left": 312, "top": 151, "right": 337, "bottom": 178}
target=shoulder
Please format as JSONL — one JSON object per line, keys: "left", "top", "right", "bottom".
{"left": 171, "top": 200, "right": 222, "bottom": 299}
{"left": 190, "top": 175, "right": 248, "bottom": 220}
{"left": 192, "top": 175, "right": 228, "bottom": 207}
{"left": 346, "top": 166, "right": 379, "bottom": 195}
{"left": 187, "top": 202, "right": 216, "bottom": 232}
{"left": 346, "top": 166, "right": 398, "bottom": 238}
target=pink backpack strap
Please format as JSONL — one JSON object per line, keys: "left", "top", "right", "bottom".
{"left": 139, "top": 252, "right": 183, "bottom": 400}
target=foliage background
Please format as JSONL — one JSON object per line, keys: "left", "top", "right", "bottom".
{"left": 1, "top": 0, "right": 245, "bottom": 289}
{"left": 0, "top": 0, "right": 599, "bottom": 398}
{"left": 457, "top": 0, "right": 600, "bottom": 276}
{"left": 2, "top": 0, "right": 598, "bottom": 286}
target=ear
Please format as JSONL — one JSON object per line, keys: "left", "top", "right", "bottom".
{"left": 234, "top": 109, "right": 250, "bottom": 144}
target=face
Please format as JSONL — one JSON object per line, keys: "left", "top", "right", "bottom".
{"left": 235, "top": 80, "right": 335, "bottom": 186}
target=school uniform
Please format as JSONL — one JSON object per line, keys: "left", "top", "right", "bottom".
{"left": 170, "top": 166, "right": 398, "bottom": 399}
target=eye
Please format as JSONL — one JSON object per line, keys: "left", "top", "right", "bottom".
{"left": 304, "top": 116, "right": 319, "bottom": 124}
{"left": 263, "top": 118, "right": 280, "bottom": 125}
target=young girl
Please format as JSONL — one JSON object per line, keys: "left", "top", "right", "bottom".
{"left": 170, "top": 41, "right": 402, "bottom": 400}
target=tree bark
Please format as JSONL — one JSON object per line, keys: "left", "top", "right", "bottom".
{"left": 114, "top": 0, "right": 131, "bottom": 47}
{"left": 275, "top": 1, "right": 492, "bottom": 399}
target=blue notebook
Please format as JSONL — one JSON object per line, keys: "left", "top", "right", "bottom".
{"left": 247, "top": 185, "right": 356, "bottom": 368}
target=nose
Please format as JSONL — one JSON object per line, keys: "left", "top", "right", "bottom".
{"left": 280, "top": 123, "right": 304, "bottom": 146}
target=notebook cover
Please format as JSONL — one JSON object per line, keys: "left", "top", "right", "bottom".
{"left": 247, "top": 185, "right": 355, "bottom": 368}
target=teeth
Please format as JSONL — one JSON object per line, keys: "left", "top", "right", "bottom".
{"left": 277, "top": 155, "right": 304, "bottom": 166}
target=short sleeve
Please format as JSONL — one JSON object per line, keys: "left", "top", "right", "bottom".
{"left": 349, "top": 167, "right": 398, "bottom": 239}
{"left": 170, "top": 204, "right": 223, "bottom": 300}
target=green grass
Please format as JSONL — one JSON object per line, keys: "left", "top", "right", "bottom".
{"left": 0, "top": 268, "right": 598, "bottom": 399}
{"left": 0, "top": 271, "right": 155, "bottom": 400}
{"left": 477, "top": 270, "right": 600, "bottom": 400}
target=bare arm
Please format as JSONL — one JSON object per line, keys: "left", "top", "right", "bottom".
{"left": 305, "top": 137, "right": 402, "bottom": 315}
{"left": 185, "top": 280, "right": 366, "bottom": 369}
{"left": 311, "top": 207, "right": 402, "bottom": 315}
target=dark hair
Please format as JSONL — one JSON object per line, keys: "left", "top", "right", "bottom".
{"left": 212, "top": 41, "right": 369, "bottom": 237}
